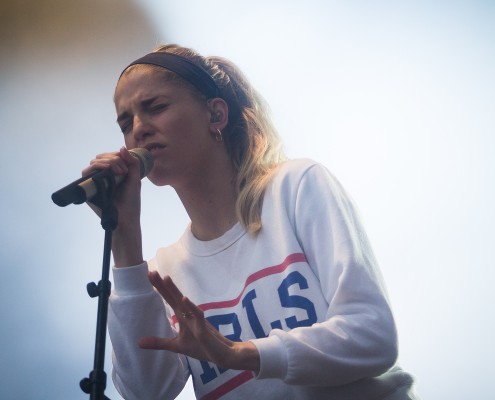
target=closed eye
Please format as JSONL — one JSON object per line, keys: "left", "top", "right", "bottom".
{"left": 149, "top": 103, "right": 168, "bottom": 113}
{"left": 118, "top": 118, "right": 132, "bottom": 134}
{"left": 116, "top": 96, "right": 170, "bottom": 134}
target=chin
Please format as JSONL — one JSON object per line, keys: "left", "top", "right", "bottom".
{"left": 147, "top": 176, "right": 168, "bottom": 187}
{"left": 147, "top": 171, "right": 171, "bottom": 187}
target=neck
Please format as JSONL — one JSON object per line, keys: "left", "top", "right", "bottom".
{"left": 174, "top": 163, "right": 239, "bottom": 241}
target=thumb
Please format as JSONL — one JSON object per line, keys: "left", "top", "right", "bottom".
{"left": 138, "top": 336, "right": 175, "bottom": 351}
{"left": 120, "top": 147, "right": 142, "bottom": 179}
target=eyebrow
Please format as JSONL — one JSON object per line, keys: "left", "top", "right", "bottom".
{"left": 116, "top": 95, "right": 170, "bottom": 123}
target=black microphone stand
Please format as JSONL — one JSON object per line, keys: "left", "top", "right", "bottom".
{"left": 78, "top": 174, "right": 118, "bottom": 400}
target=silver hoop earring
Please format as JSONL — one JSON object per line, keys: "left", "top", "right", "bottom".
{"left": 215, "top": 128, "right": 223, "bottom": 142}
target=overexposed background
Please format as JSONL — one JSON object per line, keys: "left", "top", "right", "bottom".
{"left": 1, "top": 1, "right": 493, "bottom": 399}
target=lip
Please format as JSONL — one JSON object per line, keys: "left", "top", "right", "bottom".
{"left": 143, "top": 142, "right": 166, "bottom": 153}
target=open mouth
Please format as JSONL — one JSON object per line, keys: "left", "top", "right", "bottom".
{"left": 144, "top": 143, "right": 166, "bottom": 153}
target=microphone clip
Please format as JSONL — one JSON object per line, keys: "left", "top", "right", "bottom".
{"left": 88, "top": 171, "right": 116, "bottom": 210}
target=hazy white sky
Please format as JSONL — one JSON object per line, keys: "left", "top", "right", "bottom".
{"left": 1, "top": 1, "right": 493, "bottom": 399}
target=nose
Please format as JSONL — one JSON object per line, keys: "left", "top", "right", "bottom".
{"left": 132, "top": 114, "right": 154, "bottom": 143}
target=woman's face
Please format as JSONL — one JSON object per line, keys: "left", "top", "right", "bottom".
{"left": 114, "top": 68, "right": 217, "bottom": 187}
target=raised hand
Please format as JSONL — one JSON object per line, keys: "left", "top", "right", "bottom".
{"left": 82, "top": 147, "right": 144, "bottom": 267}
{"left": 139, "top": 271, "right": 260, "bottom": 373}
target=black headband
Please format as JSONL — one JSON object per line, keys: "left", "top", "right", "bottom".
{"left": 122, "top": 52, "right": 221, "bottom": 99}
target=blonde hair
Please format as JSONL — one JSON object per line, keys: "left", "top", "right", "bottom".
{"left": 126, "top": 44, "right": 286, "bottom": 234}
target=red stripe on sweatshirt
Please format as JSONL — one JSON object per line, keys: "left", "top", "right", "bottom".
{"left": 171, "top": 252, "right": 307, "bottom": 324}
{"left": 199, "top": 370, "right": 255, "bottom": 400}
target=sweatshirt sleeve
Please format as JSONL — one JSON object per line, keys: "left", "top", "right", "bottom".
{"left": 251, "top": 162, "right": 398, "bottom": 386}
{"left": 108, "top": 262, "right": 189, "bottom": 399}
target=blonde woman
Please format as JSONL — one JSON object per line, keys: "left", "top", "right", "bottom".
{"left": 84, "top": 44, "right": 418, "bottom": 399}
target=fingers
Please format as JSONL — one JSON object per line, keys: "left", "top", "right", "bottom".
{"left": 82, "top": 150, "right": 121, "bottom": 177}
{"left": 81, "top": 147, "right": 139, "bottom": 178}
{"left": 181, "top": 295, "right": 204, "bottom": 317}
{"left": 143, "top": 272, "right": 246, "bottom": 367}
{"left": 148, "top": 272, "right": 208, "bottom": 326}
{"left": 148, "top": 271, "right": 181, "bottom": 309}
{"left": 120, "top": 147, "right": 142, "bottom": 178}
{"left": 148, "top": 272, "right": 197, "bottom": 314}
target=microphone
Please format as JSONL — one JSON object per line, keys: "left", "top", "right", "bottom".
{"left": 51, "top": 148, "right": 154, "bottom": 207}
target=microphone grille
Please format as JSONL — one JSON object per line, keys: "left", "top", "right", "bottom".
{"left": 129, "top": 148, "right": 154, "bottom": 178}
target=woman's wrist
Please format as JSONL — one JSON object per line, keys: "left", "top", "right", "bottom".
{"left": 233, "top": 341, "right": 260, "bottom": 373}
{"left": 112, "top": 222, "right": 143, "bottom": 267}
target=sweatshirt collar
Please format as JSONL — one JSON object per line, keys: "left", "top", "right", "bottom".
{"left": 180, "top": 222, "right": 247, "bottom": 256}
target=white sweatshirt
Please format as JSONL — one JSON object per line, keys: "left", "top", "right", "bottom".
{"left": 109, "top": 159, "right": 418, "bottom": 399}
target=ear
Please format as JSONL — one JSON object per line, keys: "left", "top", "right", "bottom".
{"left": 207, "top": 98, "right": 229, "bottom": 131}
